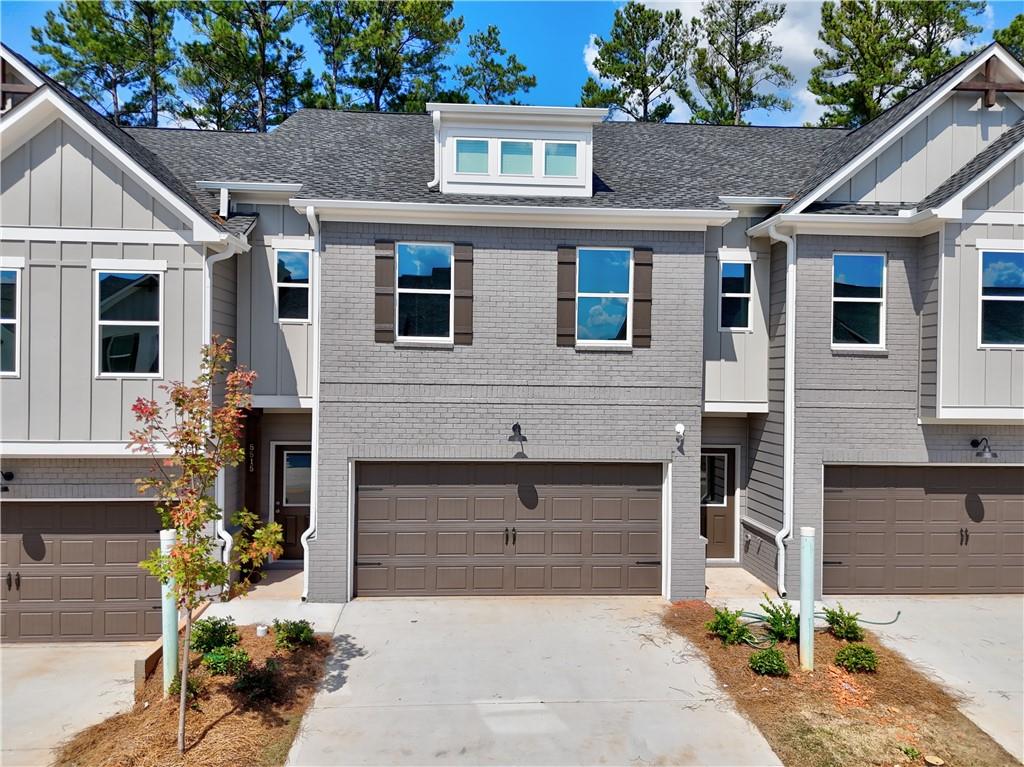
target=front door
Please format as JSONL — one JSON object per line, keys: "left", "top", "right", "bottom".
{"left": 274, "top": 445, "right": 311, "bottom": 560}
{"left": 701, "top": 448, "right": 736, "bottom": 559}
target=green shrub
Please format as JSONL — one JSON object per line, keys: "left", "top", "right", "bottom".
{"left": 273, "top": 618, "right": 315, "bottom": 650}
{"left": 748, "top": 646, "right": 789, "bottom": 676}
{"left": 759, "top": 594, "right": 798, "bottom": 642}
{"left": 835, "top": 643, "right": 878, "bottom": 672}
{"left": 823, "top": 604, "right": 864, "bottom": 641}
{"left": 202, "top": 646, "right": 251, "bottom": 676}
{"left": 705, "top": 608, "right": 754, "bottom": 645}
{"left": 190, "top": 616, "right": 240, "bottom": 653}
{"left": 169, "top": 672, "right": 207, "bottom": 702}
{"left": 897, "top": 744, "right": 921, "bottom": 760}
{"left": 233, "top": 659, "right": 281, "bottom": 702}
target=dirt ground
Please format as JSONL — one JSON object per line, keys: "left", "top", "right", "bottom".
{"left": 663, "top": 601, "right": 1019, "bottom": 767}
{"left": 54, "top": 625, "right": 330, "bottom": 767}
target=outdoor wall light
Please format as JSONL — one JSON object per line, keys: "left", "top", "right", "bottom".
{"left": 1, "top": 471, "right": 13, "bottom": 481}
{"left": 971, "top": 437, "right": 997, "bottom": 459}
{"left": 507, "top": 423, "right": 527, "bottom": 444}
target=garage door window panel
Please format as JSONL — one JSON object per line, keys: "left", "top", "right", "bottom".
{"left": 576, "top": 247, "right": 633, "bottom": 346}
{"left": 832, "top": 253, "right": 886, "bottom": 349}
{"left": 96, "top": 271, "right": 162, "bottom": 377}
{"left": 396, "top": 242, "right": 454, "bottom": 342}
{"left": 979, "top": 250, "right": 1024, "bottom": 347}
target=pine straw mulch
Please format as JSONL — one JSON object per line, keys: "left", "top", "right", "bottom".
{"left": 663, "top": 601, "right": 1019, "bottom": 767}
{"left": 54, "top": 625, "right": 331, "bottom": 767}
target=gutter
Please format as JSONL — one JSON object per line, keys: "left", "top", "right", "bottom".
{"left": 768, "top": 223, "right": 796, "bottom": 597}
{"left": 300, "top": 205, "right": 321, "bottom": 602}
{"left": 748, "top": 209, "right": 936, "bottom": 237}
{"left": 427, "top": 110, "right": 441, "bottom": 189}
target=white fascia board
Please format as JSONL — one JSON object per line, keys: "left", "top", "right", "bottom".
{"left": 746, "top": 210, "right": 934, "bottom": 238}
{"left": 427, "top": 102, "right": 606, "bottom": 123}
{"left": 704, "top": 401, "right": 770, "bottom": 414}
{"left": 0, "top": 44, "right": 44, "bottom": 86}
{"left": 1, "top": 226, "right": 192, "bottom": 245}
{"left": 197, "top": 181, "right": 303, "bottom": 193}
{"left": 718, "top": 195, "right": 790, "bottom": 207}
{"left": 296, "top": 198, "right": 737, "bottom": 231}
{"left": 932, "top": 136, "right": 1024, "bottom": 218}
{"left": 0, "top": 441, "right": 172, "bottom": 457}
{"left": 0, "top": 88, "right": 224, "bottom": 244}
{"left": 788, "top": 45, "right": 1024, "bottom": 215}
{"left": 930, "top": 406, "right": 1024, "bottom": 422}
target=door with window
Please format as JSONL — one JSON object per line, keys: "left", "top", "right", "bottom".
{"left": 274, "top": 446, "right": 311, "bottom": 560}
{"left": 701, "top": 448, "right": 736, "bottom": 559}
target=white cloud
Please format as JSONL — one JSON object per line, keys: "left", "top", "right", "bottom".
{"left": 794, "top": 87, "right": 827, "bottom": 126}
{"left": 583, "top": 34, "right": 602, "bottom": 80}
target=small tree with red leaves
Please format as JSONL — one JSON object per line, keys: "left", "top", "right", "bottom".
{"left": 131, "top": 337, "right": 282, "bottom": 753}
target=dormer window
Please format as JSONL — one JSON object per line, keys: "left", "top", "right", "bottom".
{"left": 500, "top": 140, "right": 533, "bottom": 175}
{"left": 544, "top": 142, "right": 577, "bottom": 177}
{"left": 455, "top": 139, "right": 488, "bottom": 174}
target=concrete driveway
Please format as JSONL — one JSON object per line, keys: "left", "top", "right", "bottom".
{"left": 834, "top": 595, "right": 1024, "bottom": 762}
{"left": 1, "top": 641, "right": 149, "bottom": 766}
{"left": 288, "top": 597, "right": 780, "bottom": 766}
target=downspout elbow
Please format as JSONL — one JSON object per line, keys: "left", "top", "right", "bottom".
{"left": 427, "top": 110, "right": 441, "bottom": 189}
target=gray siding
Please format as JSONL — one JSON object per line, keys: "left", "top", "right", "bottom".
{"left": 826, "top": 92, "right": 1024, "bottom": 204}
{"left": 918, "top": 231, "right": 941, "bottom": 417}
{"left": 258, "top": 411, "right": 312, "bottom": 524}
{"left": 963, "top": 156, "right": 1024, "bottom": 211}
{"left": 1, "top": 457, "right": 156, "bottom": 500}
{"left": 311, "top": 222, "right": 708, "bottom": 602}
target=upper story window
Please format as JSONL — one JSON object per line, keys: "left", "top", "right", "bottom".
{"left": 455, "top": 139, "right": 489, "bottom": 174}
{"left": 980, "top": 250, "right": 1024, "bottom": 347}
{"left": 396, "top": 242, "right": 453, "bottom": 342}
{"left": 832, "top": 253, "right": 885, "bottom": 349}
{"left": 0, "top": 268, "right": 20, "bottom": 376}
{"left": 276, "top": 250, "right": 311, "bottom": 323}
{"left": 96, "top": 270, "right": 162, "bottom": 377}
{"left": 544, "top": 142, "right": 577, "bottom": 177}
{"left": 719, "top": 262, "right": 752, "bottom": 331}
{"left": 500, "top": 140, "right": 533, "bottom": 175}
{"left": 576, "top": 247, "right": 632, "bottom": 346}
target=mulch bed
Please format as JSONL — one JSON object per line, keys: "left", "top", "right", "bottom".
{"left": 54, "top": 626, "right": 331, "bottom": 767}
{"left": 664, "top": 601, "right": 1018, "bottom": 767}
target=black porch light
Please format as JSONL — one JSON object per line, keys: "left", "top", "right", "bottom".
{"left": 507, "top": 422, "right": 527, "bottom": 444}
{"left": 971, "top": 437, "right": 997, "bottom": 459}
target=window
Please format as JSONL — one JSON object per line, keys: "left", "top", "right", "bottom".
{"left": 719, "top": 262, "right": 751, "bottom": 330}
{"left": 96, "top": 270, "right": 162, "bottom": 376}
{"left": 276, "top": 250, "right": 311, "bottom": 322}
{"left": 832, "top": 253, "right": 885, "bottom": 347}
{"left": 0, "top": 269, "right": 19, "bottom": 375}
{"left": 455, "top": 139, "right": 488, "bottom": 174}
{"left": 700, "top": 453, "right": 728, "bottom": 506}
{"left": 396, "top": 242, "right": 453, "bottom": 341}
{"left": 544, "top": 142, "right": 577, "bottom": 177}
{"left": 500, "top": 140, "right": 533, "bottom": 175}
{"left": 282, "top": 450, "right": 312, "bottom": 505}
{"left": 980, "top": 250, "right": 1024, "bottom": 347}
{"left": 576, "top": 247, "right": 632, "bottom": 345}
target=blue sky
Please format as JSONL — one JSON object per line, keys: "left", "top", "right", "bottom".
{"left": 1, "top": 0, "right": 1019, "bottom": 127}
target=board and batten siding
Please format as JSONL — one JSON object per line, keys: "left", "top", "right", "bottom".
{"left": 826, "top": 93, "right": 1024, "bottom": 205}
{"left": 233, "top": 203, "right": 314, "bottom": 399}
{"left": 918, "top": 231, "right": 941, "bottom": 418}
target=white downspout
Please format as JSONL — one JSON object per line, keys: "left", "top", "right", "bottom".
{"left": 427, "top": 110, "right": 441, "bottom": 189}
{"left": 768, "top": 223, "right": 796, "bottom": 597}
{"left": 300, "top": 205, "right": 321, "bottom": 601}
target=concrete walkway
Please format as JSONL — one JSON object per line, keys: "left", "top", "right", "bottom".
{"left": 288, "top": 597, "right": 780, "bottom": 766}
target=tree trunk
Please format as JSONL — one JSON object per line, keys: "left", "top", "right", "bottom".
{"left": 178, "top": 608, "right": 192, "bottom": 754}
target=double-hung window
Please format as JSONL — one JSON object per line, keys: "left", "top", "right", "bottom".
{"left": 396, "top": 242, "right": 454, "bottom": 342}
{"left": 0, "top": 268, "right": 20, "bottom": 376}
{"left": 980, "top": 250, "right": 1024, "bottom": 347}
{"left": 576, "top": 247, "right": 632, "bottom": 346}
{"left": 832, "top": 253, "right": 886, "bottom": 348}
{"left": 276, "top": 250, "right": 311, "bottom": 322}
{"left": 96, "top": 270, "right": 162, "bottom": 376}
{"left": 719, "top": 262, "right": 752, "bottom": 330}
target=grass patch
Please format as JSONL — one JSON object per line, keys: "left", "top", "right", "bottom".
{"left": 664, "top": 601, "right": 1017, "bottom": 767}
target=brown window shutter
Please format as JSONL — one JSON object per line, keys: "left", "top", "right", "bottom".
{"left": 633, "top": 247, "right": 653, "bottom": 348}
{"left": 556, "top": 246, "right": 577, "bottom": 346}
{"left": 374, "top": 240, "right": 395, "bottom": 343}
{"left": 453, "top": 243, "right": 473, "bottom": 345}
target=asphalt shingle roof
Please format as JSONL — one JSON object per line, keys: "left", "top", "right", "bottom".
{"left": 804, "top": 201, "right": 908, "bottom": 216}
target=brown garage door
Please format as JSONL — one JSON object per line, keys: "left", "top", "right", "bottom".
{"left": 355, "top": 463, "right": 662, "bottom": 596}
{"left": 1, "top": 502, "right": 162, "bottom": 642}
{"left": 823, "top": 465, "right": 1023, "bottom": 594}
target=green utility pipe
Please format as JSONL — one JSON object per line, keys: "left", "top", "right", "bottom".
{"left": 159, "top": 529, "right": 178, "bottom": 694}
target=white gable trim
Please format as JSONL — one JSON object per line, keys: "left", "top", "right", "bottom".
{"left": 930, "top": 135, "right": 1024, "bottom": 218}
{"left": 0, "top": 87, "right": 224, "bottom": 243}
{"left": 0, "top": 45, "right": 44, "bottom": 87}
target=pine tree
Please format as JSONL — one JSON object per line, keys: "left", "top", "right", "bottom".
{"left": 993, "top": 13, "right": 1023, "bottom": 62}
{"left": 302, "top": 0, "right": 353, "bottom": 109}
{"left": 457, "top": 25, "right": 536, "bottom": 104}
{"left": 578, "top": 1, "right": 691, "bottom": 122}
{"left": 119, "top": 1, "right": 177, "bottom": 127}
{"left": 682, "top": 0, "right": 794, "bottom": 125}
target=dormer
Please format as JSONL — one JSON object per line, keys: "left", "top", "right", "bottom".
{"left": 427, "top": 103, "right": 606, "bottom": 198}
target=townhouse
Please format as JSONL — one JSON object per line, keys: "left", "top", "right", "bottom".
{"left": 1, "top": 42, "right": 1021, "bottom": 642}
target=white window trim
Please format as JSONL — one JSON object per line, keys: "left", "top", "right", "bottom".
{"left": 830, "top": 252, "right": 887, "bottom": 350}
{"left": 498, "top": 139, "right": 535, "bottom": 177}
{"left": 453, "top": 138, "right": 490, "bottom": 176}
{"left": 282, "top": 449, "right": 313, "bottom": 507}
{"left": 395, "top": 241, "right": 455, "bottom": 345}
{"left": 542, "top": 140, "right": 579, "bottom": 178}
{"left": 575, "top": 246, "right": 634, "bottom": 348}
{"left": 94, "top": 268, "right": 164, "bottom": 379}
{"left": 274, "top": 248, "right": 313, "bottom": 325}
{"left": 718, "top": 261, "right": 752, "bottom": 332}
{"left": 450, "top": 136, "right": 583, "bottom": 184}
{"left": 0, "top": 266, "right": 22, "bottom": 378}
{"left": 978, "top": 248, "right": 1024, "bottom": 349}
{"left": 700, "top": 451, "right": 729, "bottom": 508}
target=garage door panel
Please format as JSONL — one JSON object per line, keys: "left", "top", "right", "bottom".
{"left": 18, "top": 576, "right": 54, "bottom": 602}
{"left": 437, "top": 532, "right": 468, "bottom": 555}
{"left": 515, "top": 531, "right": 546, "bottom": 555}
{"left": 437, "top": 497, "right": 469, "bottom": 521}
{"left": 628, "top": 497, "right": 661, "bottom": 521}
{"left": 473, "top": 498, "right": 506, "bottom": 521}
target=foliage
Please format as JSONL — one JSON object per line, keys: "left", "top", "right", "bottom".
{"left": 823, "top": 604, "right": 865, "bottom": 641}
{"left": 168, "top": 672, "right": 208, "bottom": 704}
{"left": 748, "top": 646, "right": 789, "bottom": 676}
{"left": 457, "top": 25, "right": 536, "bottom": 105}
{"left": 579, "top": 1, "right": 691, "bottom": 122}
{"left": 808, "top": 0, "right": 985, "bottom": 128}
{"left": 119, "top": 1, "right": 178, "bottom": 127}
{"left": 301, "top": 0, "right": 355, "bottom": 109}
{"left": 705, "top": 608, "right": 754, "bottom": 645}
{"left": 994, "top": 14, "right": 1024, "bottom": 61}
{"left": 203, "top": 645, "right": 252, "bottom": 677}
{"left": 229, "top": 509, "right": 290, "bottom": 597}
{"left": 233, "top": 659, "right": 282, "bottom": 703}
{"left": 681, "top": 0, "right": 793, "bottom": 125}
{"left": 898, "top": 744, "right": 922, "bottom": 760}
{"left": 759, "top": 594, "right": 798, "bottom": 642}
{"left": 191, "top": 616, "right": 241, "bottom": 653}
{"left": 835, "top": 643, "right": 878, "bottom": 672}
{"left": 273, "top": 618, "right": 316, "bottom": 650}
